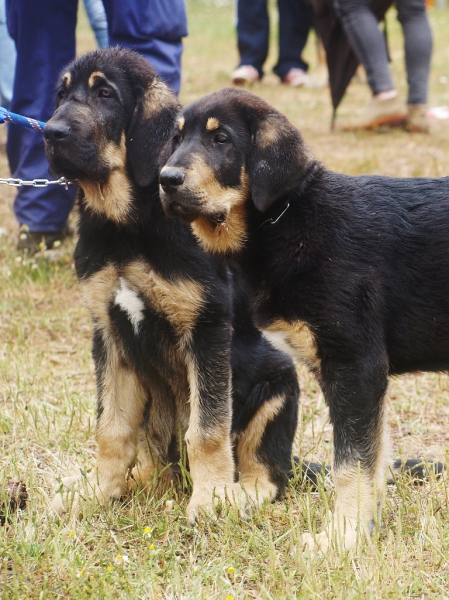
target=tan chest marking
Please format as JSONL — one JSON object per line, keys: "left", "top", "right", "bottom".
{"left": 264, "top": 319, "right": 320, "bottom": 369}
{"left": 189, "top": 163, "right": 249, "bottom": 254}
{"left": 79, "top": 133, "right": 133, "bottom": 224}
{"left": 122, "top": 260, "right": 204, "bottom": 336}
{"left": 80, "top": 264, "right": 120, "bottom": 331}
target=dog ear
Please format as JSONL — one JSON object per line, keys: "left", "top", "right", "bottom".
{"left": 247, "top": 112, "right": 314, "bottom": 212}
{"left": 126, "top": 81, "right": 180, "bottom": 188}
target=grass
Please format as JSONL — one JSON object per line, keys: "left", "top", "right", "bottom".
{"left": 1, "top": 1, "right": 449, "bottom": 597}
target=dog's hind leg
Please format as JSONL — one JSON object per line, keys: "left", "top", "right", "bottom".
{"left": 52, "top": 330, "right": 147, "bottom": 515}
{"left": 233, "top": 351, "right": 299, "bottom": 510}
{"left": 302, "top": 355, "right": 390, "bottom": 553}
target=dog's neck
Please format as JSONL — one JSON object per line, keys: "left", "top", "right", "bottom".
{"left": 78, "top": 168, "right": 136, "bottom": 225}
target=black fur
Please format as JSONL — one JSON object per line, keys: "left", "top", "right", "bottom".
{"left": 160, "top": 87, "right": 449, "bottom": 547}
{"left": 44, "top": 52, "right": 299, "bottom": 518}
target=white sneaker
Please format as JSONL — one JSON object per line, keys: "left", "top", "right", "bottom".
{"left": 231, "top": 65, "right": 260, "bottom": 86}
{"left": 282, "top": 68, "right": 310, "bottom": 88}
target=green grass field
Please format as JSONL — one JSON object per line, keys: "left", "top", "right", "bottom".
{"left": 1, "top": 1, "right": 449, "bottom": 597}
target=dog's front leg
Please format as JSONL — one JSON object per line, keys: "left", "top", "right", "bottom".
{"left": 52, "top": 330, "right": 147, "bottom": 515}
{"left": 302, "top": 358, "right": 390, "bottom": 553}
{"left": 183, "top": 323, "right": 235, "bottom": 524}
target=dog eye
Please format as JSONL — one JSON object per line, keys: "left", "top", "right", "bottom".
{"left": 57, "top": 90, "right": 66, "bottom": 100}
{"left": 173, "top": 134, "right": 182, "bottom": 147}
{"left": 214, "top": 133, "right": 228, "bottom": 144}
{"left": 99, "top": 88, "right": 111, "bottom": 98}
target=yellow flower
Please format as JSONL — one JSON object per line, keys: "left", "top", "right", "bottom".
{"left": 149, "top": 544, "right": 155, "bottom": 550}
{"left": 144, "top": 527, "right": 153, "bottom": 534}
{"left": 106, "top": 566, "right": 112, "bottom": 572}
{"left": 226, "top": 567, "right": 235, "bottom": 574}
{"left": 226, "top": 596, "right": 233, "bottom": 600}
{"left": 68, "top": 531, "right": 76, "bottom": 538}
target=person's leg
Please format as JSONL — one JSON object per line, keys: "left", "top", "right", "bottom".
{"left": 334, "top": 0, "right": 394, "bottom": 95}
{"left": 6, "top": 0, "right": 77, "bottom": 240}
{"left": 334, "top": 0, "right": 408, "bottom": 129}
{"left": 235, "top": 0, "right": 269, "bottom": 77}
{"left": 102, "top": 0, "right": 187, "bottom": 95}
{"left": 83, "top": 0, "right": 109, "bottom": 48}
{"left": 274, "top": 0, "right": 313, "bottom": 81}
{"left": 0, "top": 0, "right": 16, "bottom": 109}
{"left": 397, "top": 0, "right": 432, "bottom": 106}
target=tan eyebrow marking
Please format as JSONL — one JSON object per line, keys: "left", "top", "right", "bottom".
{"left": 177, "top": 116, "right": 185, "bottom": 131}
{"left": 88, "top": 71, "right": 107, "bottom": 87}
{"left": 206, "top": 117, "right": 220, "bottom": 131}
{"left": 62, "top": 72, "right": 71, "bottom": 87}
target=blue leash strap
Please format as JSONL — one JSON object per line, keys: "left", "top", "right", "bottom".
{"left": 0, "top": 106, "right": 46, "bottom": 133}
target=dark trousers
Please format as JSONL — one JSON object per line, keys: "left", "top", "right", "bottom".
{"left": 334, "top": 0, "right": 432, "bottom": 103}
{"left": 236, "top": 0, "right": 314, "bottom": 80}
{"left": 6, "top": 0, "right": 186, "bottom": 233}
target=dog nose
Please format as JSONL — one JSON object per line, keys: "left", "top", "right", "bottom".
{"left": 44, "top": 121, "right": 72, "bottom": 143}
{"left": 160, "top": 167, "right": 185, "bottom": 192}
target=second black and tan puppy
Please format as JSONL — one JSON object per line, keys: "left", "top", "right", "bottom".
{"left": 44, "top": 51, "right": 300, "bottom": 522}
{"left": 160, "top": 87, "right": 449, "bottom": 550}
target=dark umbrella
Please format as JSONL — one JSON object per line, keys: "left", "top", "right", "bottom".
{"left": 309, "top": 0, "right": 394, "bottom": 127}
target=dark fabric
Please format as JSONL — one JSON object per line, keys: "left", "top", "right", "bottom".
{"left": 6, "top": 0, "right": 186, "bottom": 232}
{"left": 334, "top": 0, "right": 431, "bottom": 101}
{"left": 236, "top": 0, "right": 312, "bottom": 79}
{"left": 102, "top": 0, "right": 187, "bottom": 93}
{"left": 310, "top": 0, "right": 393, "bottom": 109}
{"left": 6, "top": 0, "right": 77, "bottom": 232}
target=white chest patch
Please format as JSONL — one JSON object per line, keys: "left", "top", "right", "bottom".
{"left": 114, "top": 277, "right": 145, "bottom": 335}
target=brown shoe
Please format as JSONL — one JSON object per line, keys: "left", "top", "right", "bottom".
{"left": 405, "top": 104, "right": 430, "bottom": 133}
{"left": 343, "top": 95, "right": 408, "bottom": 131}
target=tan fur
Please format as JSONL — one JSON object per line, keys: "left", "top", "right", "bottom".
{"left": 264, "top": 319, "right": 320, "bottom": 369}
{"left": 256, "top": 118, "right": 282, "bottom": 148}
{"left": 80, "top": 263, "right": 119, "bottom": 331}
{"left": 122, "top": 260, "right": 204, "bottom": 338}
{"left": 185, "top": 355, "right": 234, "bottom": 521}
{"left": 206, "top": 117, "right": 220, "bottom": 131}
{"left": 141, "top": 80, "right": 174, "bottom": 117}
{"left": 79, "top": 134, "right": 134, "bottom": 224}
{"left": 177, "top": 116, "right": 185, "bottom": 131}
{"left": 192, "top": 203, "right": 247, "bottom": 255}
{"left": 62, "top": 72, "right": 71, "bottom": 88}
{"left": 236, "top": 395, "right": 285, "bottom": 502}
{"left": 88, "top": 71, "right": 106, "bottom": 87}
{"left": 51, "top": 335, "right": 147, "bottom": 514}
{"left": 186, "top": 165, "right": 249, "bottom": 254}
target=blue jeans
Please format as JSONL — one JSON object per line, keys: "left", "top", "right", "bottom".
{"left": 6, "top": 0, "right": 187, "bottom": 233}
{"left": 334, "top": 0, "right": 432, "bottom": 103}
{"left": 236, "top": 0, "right": 313, "bottom": 80}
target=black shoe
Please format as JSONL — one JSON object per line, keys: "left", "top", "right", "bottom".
{"left": 17, "top": 225, "right": 71, "bottom": 254}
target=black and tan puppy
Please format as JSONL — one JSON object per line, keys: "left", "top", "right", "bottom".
{"left": 43, "top": 50, "right": 301, "bottom": 521}
{"left": 159, "top": 87, "right": 449, "bottom": 550}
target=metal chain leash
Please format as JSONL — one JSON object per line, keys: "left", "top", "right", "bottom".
{"left": 0, "top": 106, "right": 74, "bottom": 189}
{"left": 0, "top": 176, "right": 73, "bottom": 188}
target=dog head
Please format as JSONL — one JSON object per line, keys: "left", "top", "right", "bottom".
{"left": 44, "top": 47, "right": 179, "bottom": 223}
{"left": 159, "top": 88, "right": 316, "bottom": 253}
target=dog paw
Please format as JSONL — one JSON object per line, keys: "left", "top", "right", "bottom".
{"left": 301, "top": 530, "right": 330, "bottom": 555}
{"left": 51, "top": 475, "right": 83, "bottom": 516}
{"left": 50, "top": 472, "right": 125, "bottom": 517}
{"left": 301, "top": 513, "right": 362, "bottom": 554}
